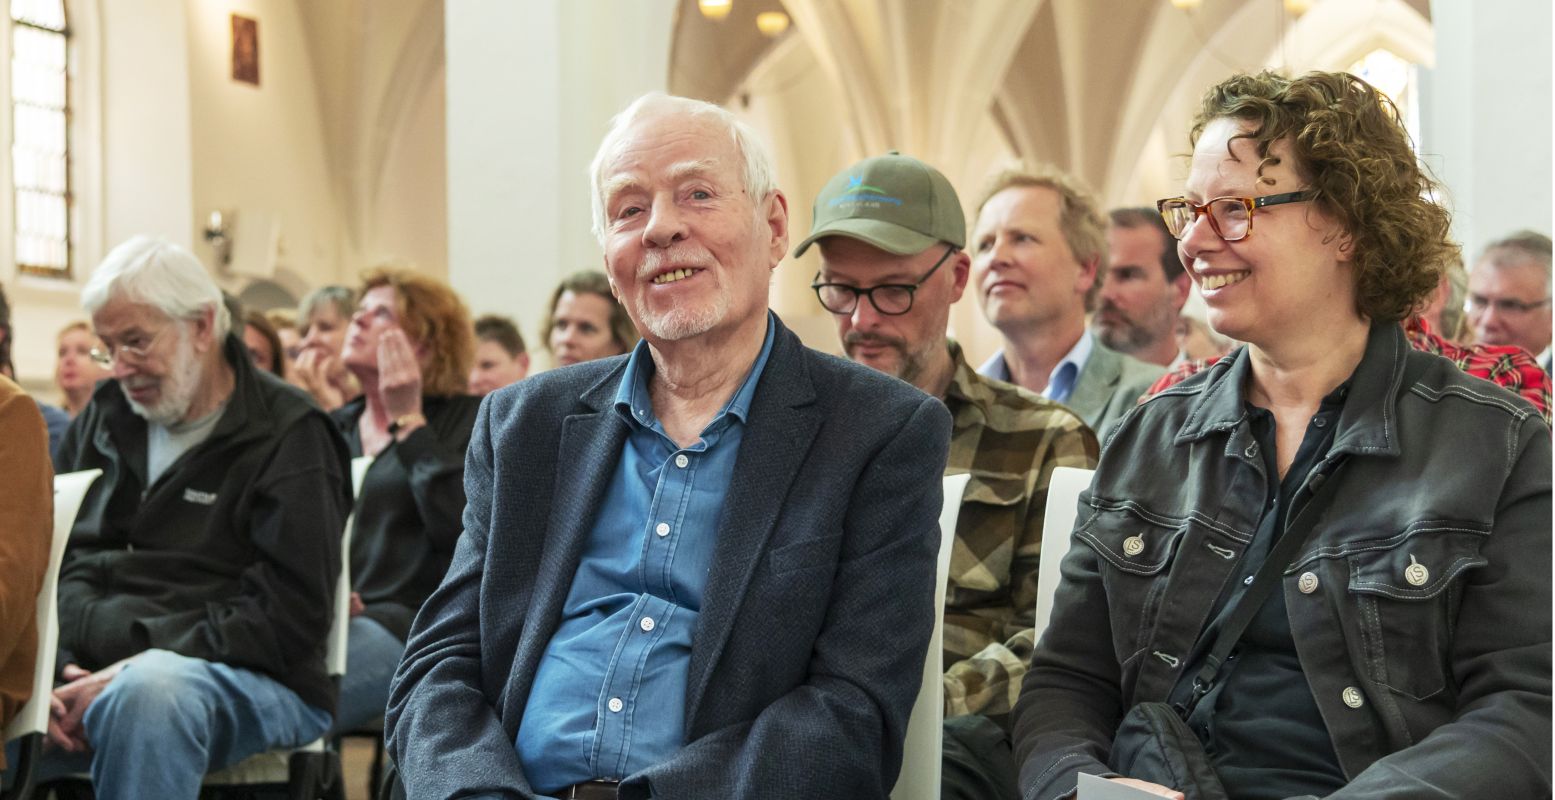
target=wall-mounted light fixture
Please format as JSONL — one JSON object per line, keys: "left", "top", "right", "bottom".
{"left": 1284, "top": 0, "right": 1313, "bottom": 17}
{"left": 698, "top": 0, "right": 732, "bottom": 21}
{"left": 204, "top": 209, "right": 233, "bottom": 267}
{"left": 756, "top": 11, "right": 790, "bottom": 36}
{"left": 1169, "top": 0, "right": 1203, "bottom": 10}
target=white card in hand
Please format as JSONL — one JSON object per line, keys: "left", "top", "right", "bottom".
{"left": 1077, "top": 772, "right": 1173, "bottom": 799}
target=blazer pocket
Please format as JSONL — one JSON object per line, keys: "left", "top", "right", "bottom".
{"left": 769, "top": 535, "right": 842, "bottom": 575}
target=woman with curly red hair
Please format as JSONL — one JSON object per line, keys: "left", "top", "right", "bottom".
{"left": 1014, "top": 70, "right": 1550, "bottom": 799}
{"left": 330, "top": 265, "right": 482, "bottom": 735}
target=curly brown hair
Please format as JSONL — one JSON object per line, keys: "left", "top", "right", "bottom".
{"left": 1190, "top": 70, "right": 1457, "bottom": 323}
{"left": 360, "top": 266, "right": 474, "bottom": 396}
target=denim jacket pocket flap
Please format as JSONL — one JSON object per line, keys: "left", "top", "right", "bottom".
{"left": 1077, "top": 505, "right": 1186, "bottom": 576}
{"left": 1345, "top": 525, "right": 1490, "bottom": 600}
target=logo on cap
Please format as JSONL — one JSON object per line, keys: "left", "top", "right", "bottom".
{"left": 832, "top": 174, "right": 902, "bottom": 207}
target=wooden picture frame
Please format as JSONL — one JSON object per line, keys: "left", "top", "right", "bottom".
{"left": 232, "top": 14, "right": 259, "bottom": 86}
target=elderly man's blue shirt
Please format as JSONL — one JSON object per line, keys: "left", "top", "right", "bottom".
{"left": 515, "top": 314, "right": 775, "bottom": 792}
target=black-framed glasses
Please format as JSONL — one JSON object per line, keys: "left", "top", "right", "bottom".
{"left": 1156, "top": 190, "right": 1316, "bottom": 242}
{"left": 811, "top": 244, "right": 958, "bottom": 316}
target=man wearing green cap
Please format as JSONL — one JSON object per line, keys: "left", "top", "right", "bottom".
{"left": 797, "top": 153, "right": 1099, "bottom": 800}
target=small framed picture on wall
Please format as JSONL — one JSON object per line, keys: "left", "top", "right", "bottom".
{"left": 232, "top": 14, "right": 259, "bottom": 86}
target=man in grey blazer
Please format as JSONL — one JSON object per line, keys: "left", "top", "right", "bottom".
{"left": 385, "top": 92, "right": 952, "bottom": 800}
{"left": 969, "top": 165, "right": 1164, "bottom": 440}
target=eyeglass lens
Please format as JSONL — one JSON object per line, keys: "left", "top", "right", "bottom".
{"left": 1161, "top": 199, "right": 1251, "bottom": 241}
{"left": 816, "top": 284, "right": 915, "bottom": 315}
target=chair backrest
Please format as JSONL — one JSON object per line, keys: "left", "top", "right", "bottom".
{"left": 891, "top": 472, "right": 970, "bottom": 800}
{"left": 1033, "top": 467, "right": 1096, "bottom": 646}
{"left": 5, "top": 468, "right": 101, "bottom": 743}
{"left": 326, "top": 456, "right": 374, "bottom": 678}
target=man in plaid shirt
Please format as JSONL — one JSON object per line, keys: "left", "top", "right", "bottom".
{"left": 795, "top": 153, "right": 1099, "bottom": 800}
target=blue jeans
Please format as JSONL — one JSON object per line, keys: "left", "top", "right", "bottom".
{"left": 330, "top": 616, "right": 405, "bottom": 736}
{"left": 14, "top": 649, "right": 331, "bottom": 800}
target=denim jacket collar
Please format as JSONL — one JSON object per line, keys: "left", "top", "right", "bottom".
{"left": 1175, "top": 321, "right": 1411, "bottom": 459}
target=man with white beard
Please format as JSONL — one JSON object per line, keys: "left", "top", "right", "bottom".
{"left": 386, "top": 93, "right": 951, "bottom": 800}
{"left": 38, "top": 236, "right": 350, "bottom": 799}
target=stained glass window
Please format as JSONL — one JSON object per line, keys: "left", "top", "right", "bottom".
{"left": 11, "top": 0, "right": 70, "bottom": 277}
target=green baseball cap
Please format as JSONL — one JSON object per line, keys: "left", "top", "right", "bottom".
{"left": 793, "top": 151, "right": 965, "bottom": 258}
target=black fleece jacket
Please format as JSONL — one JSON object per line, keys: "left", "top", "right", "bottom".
{"left": 53, "top": 334, "right": 351, "bottom": 713}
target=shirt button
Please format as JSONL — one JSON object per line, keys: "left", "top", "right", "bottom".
{"left": 1313, "top": 416, "right": 1328, "bottom": 428}
{"left": 608, "top": 697, "right": 624, "bottom": 713}
{"left": 1405, "top": 555, "right": 1430, "bottom": 587}
{"left": 636, "top": 408, "right": 646, "bottom": 418}
{"left": 1342, "top": 687, "right": 1365, "bottom": 708}
{"left": 655, "top": 522, "right": 670, "bottom": 537}
{"left": 1123, "top": 536, "right": 1145, "bottom": 556}
{"left": 639, "top": 616, "right": 655, "bottom": 632}
{"left": 675, "top": 454, "right": 689, "bottom": 469}
{"left": 1298, "top": 572, "right": 1319, "bottom": 594}
{"left": 1243, "top": 575, "right": 1255, "bottom": 586}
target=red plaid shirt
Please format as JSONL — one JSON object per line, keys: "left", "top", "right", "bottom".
{"left": 1145, "top": 318, "right": 1552, "bottom": 424}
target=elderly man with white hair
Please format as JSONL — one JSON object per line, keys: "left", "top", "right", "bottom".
{"left": 35, "top": 236, "right": 350, "bottom": 798}
{"left": 385, "top": 93, "right": 951, "bottom": 799}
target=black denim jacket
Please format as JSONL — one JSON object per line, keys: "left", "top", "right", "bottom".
{"left": 1013, "top": 323, "right": 1552, "bottom": 800}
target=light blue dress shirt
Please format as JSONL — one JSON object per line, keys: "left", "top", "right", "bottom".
{"left": 976, "top": 328, "right": 1094, "bottom": 402}
{"left": 515, "top": 315, "right": 775, "bottom": 792}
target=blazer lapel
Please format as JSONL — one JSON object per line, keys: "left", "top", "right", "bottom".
{"left": 683, "top": 323, "right": 821, "bottom": 727}
{"left": 1068, "top": 342, "right": 1122, "bottom": 425}
{"left": 501, "top": 373, "right": 628, "bottom": 726}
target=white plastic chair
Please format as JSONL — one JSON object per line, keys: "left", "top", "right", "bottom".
{"left": 1033, "top": 467, "right": 1096, "bottom": 646}
{"left": 1, "top": 468, "right": 101, "bottom": 800}
{"left": 891, "top": 472, "right": 971, "bottom": 800}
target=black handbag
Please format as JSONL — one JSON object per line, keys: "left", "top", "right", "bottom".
{"left": 1110, "top": 700, "right": 1227, "bottom": 800}
{"left": 1106, "top": 452, "right": 1348, "bottom": 800}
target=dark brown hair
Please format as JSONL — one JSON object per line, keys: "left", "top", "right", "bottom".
{"left": 474, "top": 314, "right": 527, "bottom": 358}
{"left": 242, "top": 310, "right": 285, "bottom": 376}
{"left": 1109, "top": 207, "right": 1184, "bottom": 282}
{"left": 1190, "top": 70, "right": 1457, "bottom": 323}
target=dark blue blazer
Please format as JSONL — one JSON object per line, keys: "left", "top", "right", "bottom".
{"left": 385, "top": 317, "right": 952, "bottom": 799}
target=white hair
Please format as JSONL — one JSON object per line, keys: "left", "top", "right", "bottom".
{"left": 81, "top": 235, "right": 231, "bottom": 338}
{"left": 588, "top": 92, "right": 778, "bottom": 244}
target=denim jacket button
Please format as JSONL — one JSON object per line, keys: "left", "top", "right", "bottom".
{"left": 1405, "top": 555, "right": 1430, "bottom": 587}
{"left": 1123, "top": 536, "right": 1145, "bottom": 556}
{"left": 1298, "top": 571, "right": 1319, "bottom": 594}
{"left": 1243, "top": 443, "right": 1258, "bottom": 459}
{"left": 1342, "top": 687, "right": 1365, "bottom": 708}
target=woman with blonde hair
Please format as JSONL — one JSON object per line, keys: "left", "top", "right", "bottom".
{"left": 54, "top": 320, "right": 109, "bottom": 417}
{"left": 330, "top": 266, "right": 481, "bottom": 734}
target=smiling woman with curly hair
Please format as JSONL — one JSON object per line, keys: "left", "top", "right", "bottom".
{"left": 1013, "top": 70, "right": 1551, "bottom": 800}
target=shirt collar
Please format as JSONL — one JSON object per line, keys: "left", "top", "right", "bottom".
{"left": 976, "top": 329, "right": 1095, "bottom": 391}
{"left": 1175, "top": 321, "right": 1408, "bottom": 457}
{"left": 1042, "top": 329, "right": 1093, "bottom": 402}
{"left": 613, "top": 312, "right": 776, "bottom": 433}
